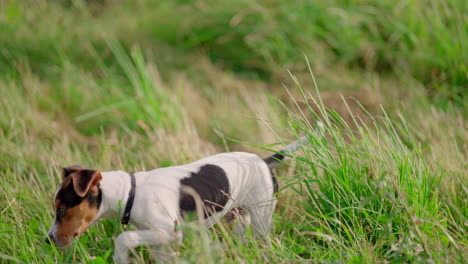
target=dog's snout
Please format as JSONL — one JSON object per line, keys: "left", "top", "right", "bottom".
{"left": 45, "top": 233, "right": 54, "bottom": 244}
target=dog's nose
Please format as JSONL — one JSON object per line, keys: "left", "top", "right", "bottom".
{"left": 45, "top": 234, "right": 54, "bottom": 244}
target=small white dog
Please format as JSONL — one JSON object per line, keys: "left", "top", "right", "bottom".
{"left": 46, "top": 136, "right": 309, "bottom": 263}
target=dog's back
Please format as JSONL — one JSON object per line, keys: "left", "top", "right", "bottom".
{"left": 133, "top": 152, "right": 274, "bottom": 224}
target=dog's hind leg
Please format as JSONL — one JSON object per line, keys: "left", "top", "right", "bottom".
{"left": 245, "top": 198, "right": 277, "bottom": 239}
{"left": 231, "top": 208, "right": 251, "bottom": 242}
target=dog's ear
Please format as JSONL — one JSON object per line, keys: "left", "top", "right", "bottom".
{"left": 70, "top": 169, "right": 102, "bottom": 197}
{"left": 62, "top": 165, "right": 84, "bottom": 179}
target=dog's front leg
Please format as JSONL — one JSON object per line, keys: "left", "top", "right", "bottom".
{"left": 113, "top": 229, "right": 177, "bottom": 264}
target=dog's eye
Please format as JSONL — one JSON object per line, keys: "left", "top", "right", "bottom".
{"left": 57, "top": 207, "right": 66, "bottom": 218}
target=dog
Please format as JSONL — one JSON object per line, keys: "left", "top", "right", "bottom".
{"left": 46, "top": 136, "right": 309, "bottom": 263}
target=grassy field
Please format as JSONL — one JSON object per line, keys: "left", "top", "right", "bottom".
{"left": 0, "top": 0, "right": 466, "bottom": 263}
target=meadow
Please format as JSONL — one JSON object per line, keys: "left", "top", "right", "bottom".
{"left": 0, "top": 0, "right": 466, "bottom": 263}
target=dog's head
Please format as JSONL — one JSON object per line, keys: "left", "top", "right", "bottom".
{"left": 46, "top": 165, "right": 102, "bottom": 247}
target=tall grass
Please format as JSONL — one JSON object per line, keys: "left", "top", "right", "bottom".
{"left": 0, "top": 0, "right": 466, "bottom": 263}
{"left": 280, "top": 90, "right": 466, "bottom": 263}
{"left": 2, "top": 0, "right": 466, "bottom": 101}
{"left": 1, "top": 78, "right": 465, "bottom": 262}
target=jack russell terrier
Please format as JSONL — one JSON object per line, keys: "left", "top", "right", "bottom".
{"left": 46, "top": 136, "right": 309, "bottom": 263}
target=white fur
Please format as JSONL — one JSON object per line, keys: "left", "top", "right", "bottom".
{"left": 92, "top": 152, "right": 276, "bottom": 263}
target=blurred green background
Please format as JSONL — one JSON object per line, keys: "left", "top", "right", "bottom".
{"left": 0, "top": 0, "right": 466, "bottom": 263}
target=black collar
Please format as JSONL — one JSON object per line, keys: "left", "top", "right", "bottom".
{"left": 121, "top": 173, "right": 136, "bottom": 225}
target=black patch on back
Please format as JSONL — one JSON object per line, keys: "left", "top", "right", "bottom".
{"left": 179, "top": 164, "right": 230, "bottom": 218}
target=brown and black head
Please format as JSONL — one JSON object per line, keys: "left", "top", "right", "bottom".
{"left": 46, "top": 165, "right": 102, "bottom": 247}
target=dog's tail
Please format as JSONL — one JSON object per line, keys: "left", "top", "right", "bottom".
{"left": 263, "top": 135, "right": 310, "bottom": 169}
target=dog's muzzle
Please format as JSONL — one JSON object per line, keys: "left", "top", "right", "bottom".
{"left": 45, "top": 233, "right": 54, "bottom": 245}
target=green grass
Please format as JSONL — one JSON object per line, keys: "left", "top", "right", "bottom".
{"left": 0, "top": 0, "right": 466, "bottom": 263}
{"left": 283, "top": 95, "right": 466, "bottom": 263}
{"left": 2, "top": 0, "right": 466, "bottom": 101}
